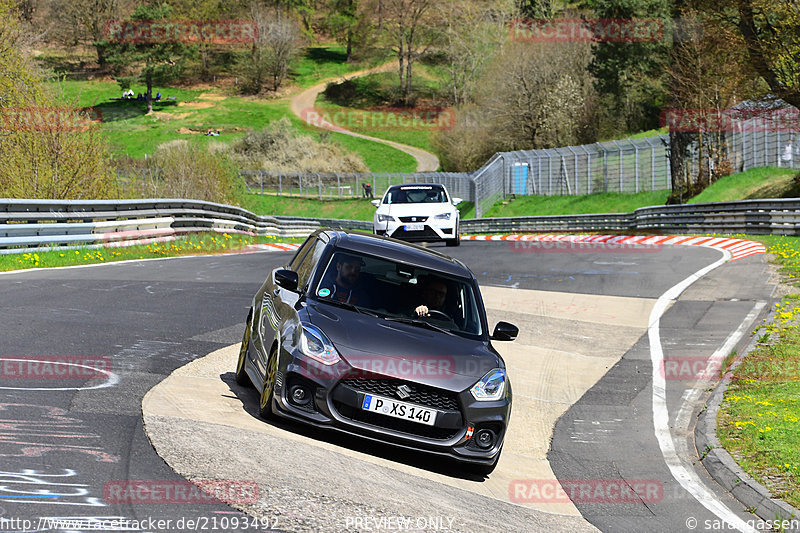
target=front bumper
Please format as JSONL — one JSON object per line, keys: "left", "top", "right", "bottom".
{"left": 269, "top": 347, "right": 509, "bottom": 465}
{"left": 374, "top": 219, "right": 457, "bottom": 243}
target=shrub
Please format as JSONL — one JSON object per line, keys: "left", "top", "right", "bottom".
{"left": 230, "top": 117, "right": 368, "bottom": 173}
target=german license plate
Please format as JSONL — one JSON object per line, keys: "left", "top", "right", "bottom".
{"left": 361, "top": 394, "right": 437, "bottom": 426}
{"left": 404, "top": 223, "right": 424, "bottom": 231}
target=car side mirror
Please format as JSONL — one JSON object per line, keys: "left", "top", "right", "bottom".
{"left": 274, "top": 269, "right": 299, "bottom": 292}
{"left": 491, "top": 321, "right": 518, "bottom": 341}
{"left": 452, "top": 197, "right": 463, "bottom": 205}
{"left": 371, "top": 199, "right": 380, "bottom": 207}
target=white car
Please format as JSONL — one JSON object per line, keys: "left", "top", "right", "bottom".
{"left": 372, "top": 183, "right": 462, "bottom": 246}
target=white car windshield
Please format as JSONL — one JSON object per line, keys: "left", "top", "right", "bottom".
{"left": 313, "top": 251, "right": 483, "bottom": 337}
{"left": 383, "top": 186, "right": 447, "bottom": 204}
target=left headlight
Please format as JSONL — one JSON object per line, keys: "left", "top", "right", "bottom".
{"left": 299, "top": 323, "right": 341, "bottom": 365}
{"left": 470, "top": 368, "right": 506, "bottom": 401}
{"left": 377, "top": 214, "right": 394, "bottom": 222}
{"left": 434, "top": 212, "right": 452, "bottom": 220}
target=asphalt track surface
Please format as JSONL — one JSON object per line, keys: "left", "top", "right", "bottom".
{"left": 0, "top": 240, "right": 776, "bottom": 532}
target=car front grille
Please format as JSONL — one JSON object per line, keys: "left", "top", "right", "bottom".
{"left": 399, "top": 216, "right": 429, "bottom": 223}
{"left": 340, "top": 378, "right": 459, "bottom": 411}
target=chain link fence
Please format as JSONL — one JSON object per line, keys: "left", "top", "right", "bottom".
{"left": 240, "top": 170, "right": 474, "bottom": 204}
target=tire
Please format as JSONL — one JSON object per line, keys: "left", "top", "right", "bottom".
{"left": 446, "top": 224, "right": 461, "bottom": 247}
{"left": 235, "top": 312, "right": 253, "bottom": 387}
{"left": 258, "top": 345, "right": 279, "bottom": 420}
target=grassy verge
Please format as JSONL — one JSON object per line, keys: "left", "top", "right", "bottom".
{"left": 718, "top": 235, "right": 800, "bottom": 509}
{"left": 484, "top": 190, "right": 670, "bottom": 217}
{"left": 689, "top": 167, "right": 799, "bottom": 204}
{"left": 0, "top": 233, "right": 303, "bottom": 273}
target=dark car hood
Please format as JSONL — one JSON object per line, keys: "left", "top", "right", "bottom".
{"left": 307, "top": 302, "right": 501, "bottom": 390}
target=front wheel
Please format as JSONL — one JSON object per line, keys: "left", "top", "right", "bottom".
{"left": 446, "top": 224, "right": 461, "bottom": 247}
{"left": 235, "top": 312, "right": 253, "bottom": 387}
{"left": 258, "top": 345, "right": 279, "bottom": 420}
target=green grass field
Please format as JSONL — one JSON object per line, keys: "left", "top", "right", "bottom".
{"left": 717, "top": 235, "right": 800, "bottom": 508}
{"left": 483, "top": 191, "right": 670, "bottom": 218}
{"left": 0, "top": 233, "right": 303, "bottom": 272}
{"left": 688, "top": 167, "right": 799, "bottom": 203}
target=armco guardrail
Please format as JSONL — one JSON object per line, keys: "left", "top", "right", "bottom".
{"left": 0, "top": 199, "right": 370, "bottom": 254}
{"left": 1, "top": 197, "right": 798, "bottom": 254}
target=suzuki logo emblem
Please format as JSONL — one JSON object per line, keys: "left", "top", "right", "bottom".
{"left": 396, "top": 384, "right": 412, "bottom": 400}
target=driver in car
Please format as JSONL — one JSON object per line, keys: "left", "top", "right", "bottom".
{"left": 319, "top": 254, "right": 371, "bottom": 307}
{"left": 414, "top": 276, "right": 449, "bottom": 318}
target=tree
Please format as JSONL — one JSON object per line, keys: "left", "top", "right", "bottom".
{"left": 0, "top": 0, "right": 40, "bottom": 109}
{"left": 585, "top": 0, "right": 672, "bottom": 135}
{"left": 476, "top": 40, "right": 597, "bottom": 150}
{"left": 105, "top": 2, "right": 193, "bottom": 113}
{"left": 438, "top": 0, "right": 510, "bottom": 106}
{"left": 47, "top": 0, "right": 124, "bottom": 69}
{"left": 380, "top": 0, "right": 440, "bottom": 105}
{"left": 736, "top": 0, "right": 800, "bottom": 109}
{"left": 325, "top": 0, "right": 360, "bottom": 61}
{"left": 666, "top": 4, "right": 764, "bottom": 201}
{"left": 240, "top": 4, "right": 302, "bottom": 93}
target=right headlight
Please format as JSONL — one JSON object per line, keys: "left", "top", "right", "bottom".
{"left": 299, "top": 323, "right": 341, "bottom": 366}
{"left": 376, "top": 214, "right": 394, "bottom": 222}
{"left": 470, "top": 368, "right": 506, "bottom": 401}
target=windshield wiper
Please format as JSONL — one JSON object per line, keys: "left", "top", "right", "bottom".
{"left": 317, "top": 298, "right": 380, "bottom": 317}
{"left": 383, "top": 316, "right": 455, "bottom": 336}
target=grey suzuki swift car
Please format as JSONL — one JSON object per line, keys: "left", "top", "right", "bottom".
{"left": 235, "top": 229, "right": 518, "bottom": 474}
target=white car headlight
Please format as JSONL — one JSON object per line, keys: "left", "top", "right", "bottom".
{"left": 299, "top": 323, "right": 341, "bottom": 365}
{"left": 470, "top": 368, "right": 506, "bottom": 401}
{"left": 434, "top": 212, "right": 452, "bottom": 220}
{"left": 377, "top": 214, "right": 395, "bottom": 222}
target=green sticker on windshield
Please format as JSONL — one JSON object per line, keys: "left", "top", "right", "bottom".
{"left": 317, "top": 288, "right": 331, "bottom": 297}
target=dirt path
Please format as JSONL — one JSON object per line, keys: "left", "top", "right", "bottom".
{"left": 289, "top": 62, "right": 440, "bottom": 172}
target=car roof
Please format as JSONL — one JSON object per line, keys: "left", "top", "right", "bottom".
{"left": 319, "top": 230, "right": 472, "bottom": 278}
{"left": 386, "top": 183, "right": 446, "bottom": 191}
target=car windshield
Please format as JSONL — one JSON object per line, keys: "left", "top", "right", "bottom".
{"left": 312, "top": 250, "right": 484, "bottom": 337}
{"left": 382, "top": 185, "right": 447, "bottom": 204}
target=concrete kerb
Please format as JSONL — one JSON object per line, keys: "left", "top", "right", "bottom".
{"left": 696, "top": 309, "right": 800, "bottom": 529}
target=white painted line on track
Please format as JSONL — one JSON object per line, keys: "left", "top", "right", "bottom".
{"left": 648, "top": 247, "right": 759, "bottom": 533}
